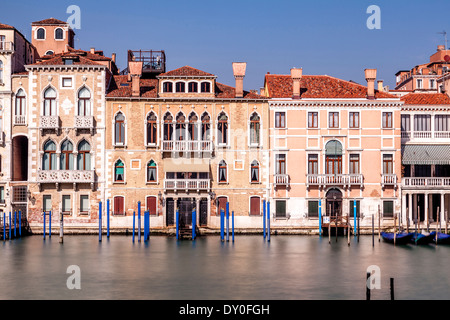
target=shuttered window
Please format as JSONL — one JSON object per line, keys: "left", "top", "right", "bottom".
{"left": 250, "top": 197, "right": 260, "bottom": 215}
{"left": 217, "top": 197, "right": 227, "bottom": 216}
{"left": 114, "top": 196, "right": 125, "bottom": 215}
{"left": 147, "top": 197, "right": 157, "bottom": 216}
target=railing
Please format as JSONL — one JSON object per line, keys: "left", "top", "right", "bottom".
{"left": 74, "top": 115, "right": 94, "bottom": 129}
{"left": 0, "top": 41, "right": 13, "bottom": 51}
{"left": 274, "top": 174, "right": 289, "bottom": 186}
{"left": 402, "top": 131, "right": 450, "bottom": 140}
{"left": 37, "top": 170, "right": 95, "bottom": 183}
{"left": 402, "top": 177, "right": 450, "bottom": 189}
{"left": 161, "top": 140, "right": 213, "bottom": 152}
{"left": 306, "top": 174, "right": 363, "bottom": 187}
{"left": 164, "top": 179, "right": 210, "bottom": 191}
{"left": 14, "top": 115, "right": 26, "bottom": 125}
{"left": 40, "top": 115, "right": 59, "bottom": 129}
{"left": 382, "top": 174, "right": 397, "bottom": 187}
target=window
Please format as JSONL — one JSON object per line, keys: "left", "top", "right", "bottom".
{"left": 62, "top": 195, "right": 71, "bottom": 214}
{"left": 249, "top": 112, "right": 260, "bottom": 145}
{"left": 250, "top": 196, "right": 260, "bottom": 216}
{"left": 251, "top": 160, "right": 259, "bottom": 183}
{"left": 201, "top": 112, "right": 211, "bottom": 141}
{"left": 328, "top": 112, "right": 339, "bottom": 128}
{"left": 349, "top": 200, "right": 361, "bottom": 218}
{"left": 383, "top": 200, "right": 394, "bottom": 218}
{"left": 163, "top": 82, "right": 173, "bottom": 93}
{"left": 43, "top": 87, "right": 57, "bottom": 116}
{"left": 60, "top": 139, "right": 74, "bottom": 170}
{"left": 325, "top": 140, "right": 342, "bottom": 174}
{"left": 275, "top": 112, "right": 285, "bottom": 128}
{"left": 64, "top": 59, "right": 74, "bottom": 65}
{"left": 308, "top": 112, "right": 318, "bottom": 128}
{"left": 15, "top": 89, "right": 26, "bottom": 116}
{"left": 349, "top": 154, "right": 360, "bottom": 174}
{"left": 62, "top": 77, "right": 72, "bottom": 88}
{"left": 430, "top": 79, "right": 436, "bottom": 89}
{"left": 55, "top": 28, "right": 64, "bottom": 40}
{"left": 382, "top": 112, "right": 392, "bottom": 128}
{"left": 275, "top": 154, "right": 286, "bottom": 175}
{"left": 77, "top": 140, "right": 91, "bottom": 170}
{"left": 0, "top": 186, "right": 4, "bottom": 204}
{"left": 45, "top": 50, "right": 54, "bottom": 56}
{"left": 0, "top": 35, "right": 4, "bottom": 50}
{"left": 77, "top": 87, "right": 91, "bottom": 116}
{"left": 217, "top": 197, "right": 227, "bottom": 216}
{"left": 175, "top": 82, "right": 185, "bottom": 93}
{"left": 147, "top": 160, "right": 157, "bottom": 183}
{"left": 435, "top": 115, "right": 450, "bottom": 132}
{"left": 401, "top": 115, "right": 410, "bottom": 132}
{"left": 188, "top": 82, "right": 198, "bottom": 93}
{"left": 114, "top": 160, "right": 125, "bottom": 182}
{"left": 146, "top": 112, "right": 157, "bottom": 145}
{"left": 275, "top": 200, "right": 286, "bottom": 218}
{"left": 163, "top": 112, "right": 173, "bottom": 141}
{"left": 42, "top": 140, "right": 57, "bottom": 170}
{"left": 0, "top": 60, "right": 3, "bottom": 83}
{"left": 383, "top": 154, "right": 393, "bottom": 174}
{"left": 43, "top": 195, "right": 51, "bottom": 212}
{"left": 218, "top": 160, "right": 227, "bottom": 183}
{"left": 416, "top": 79, "right": 423, "bottom": 89}
{"left": 114, "top": 112, "right": 125, "bottom": 144}
{"left": 188, "top": 112, "right": 198, "bottom": 141}
{"left": 36, "top": 28, "right": 45, "bottom": 40}
{"left": 308, "top": 201, "right": 319, "bottom": 218}
{"left": 349, "top": 112, "right": 359, "bottom": 128}
{"left": 217, "top": 112, "right": 228, "bottom": 145}
{"left": 414, "top": 114, "right": 431, "bottom": 131}
{"left": 175, "top": 112, "right": 186, "bottom": 141}
{"left": 308, "top": 154, "right": 318, "bottom": 174}
{"left": 80, "top": 195, "right": 89, "bottom": 214}
{"left": 147, "top": 196, "right": 157, "bottom": 216}
{"left": 201, "top": 82, "right": 210, "bottom": 93}
{"left": 113, "top": 196, "right": 125, "bottom": 215}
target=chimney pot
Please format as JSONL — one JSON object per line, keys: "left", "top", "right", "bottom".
{"left": 90, "top": 47, "right": 95, "bottom": 54}
{"left": 232, "top": 62, "right": 247, "bottom": 98}
{"left": 438, "top": 45, "right": 445, "bottom": 51}
{"left": 291, "top": 68, "right": 303, "bottom": 99}
{"left": 128, "top": 61, "right": 143, "bottom": 97}
{"left": 377, "top": 80, "right": 384, "bottom": 92}
{"left": 112, "top": 53, "right": 116, "bottom": 63}
{"left": 365, "top": 68, "right": 377, "bottom": 99}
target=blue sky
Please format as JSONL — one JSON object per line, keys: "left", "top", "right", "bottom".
{"left": 2, "top": 0, "right": 450, "bottom": 91}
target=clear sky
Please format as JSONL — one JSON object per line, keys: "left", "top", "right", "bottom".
{"left": 1, "top": 0, "right": 450, "bottom": 91}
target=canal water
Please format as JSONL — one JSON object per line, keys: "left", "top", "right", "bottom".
{"left": 0, "top": 234, "right": 449, "bottom": 300}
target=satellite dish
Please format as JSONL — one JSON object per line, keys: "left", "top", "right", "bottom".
{"left": 445, "top": 55, "right": 450, "bottom": 62}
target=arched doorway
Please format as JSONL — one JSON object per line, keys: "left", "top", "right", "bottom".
{"left": 12, "top": 136, "right": 28, "bottom": 181}
{"left": 326, "top": 188, "right": 342, "bottom": 218}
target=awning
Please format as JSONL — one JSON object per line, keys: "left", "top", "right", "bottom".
{"left": 402, "top": 145, "right": 450, "bottom": 165}
{"left": 163, "top": 158, "right": 210, "bottom": 172}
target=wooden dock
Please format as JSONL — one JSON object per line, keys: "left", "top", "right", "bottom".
{"left": 322, "top": 216, "right": 353, "bottom": 236}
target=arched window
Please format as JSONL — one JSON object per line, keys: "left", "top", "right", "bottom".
{"left": 325, "top": 140, "right": 343, "bottom": 175}
{"left": 201, "top": 82, "right": 211, "bottom": 93}
{"left": 55, "top": 28, "right": 64, "bottom": 40}
{"left": 175, "top": 82, "right": 185, "bottom": 93}
{"left": 147, "top": 160, "right": 157, "bottom": 183}
{"left": 218, "top": 160, "right": 227, "bottom": 183}
{"left": 77, "top": 140, "right": 91, "bottom": 170}
{"left": 188, "top": 82, "right": 198, "bottom": 93}
{"left": 43, "top": 87, "right": 57, "bottom": 116}
{"left": 15, "top": 89, "right": 26, "bottom": 117}
{"left": 188, "top": 112, "right": 198, "bottom": 141}
{"left": 36, "top": 28, "right": 45, "bottom": 40}
{"left": 78, "top": 87, "right": 91, "bottom": 116}
{"left": 114, "top": 160, "right": 124, "bottom": 182}
{"left": 163, "top": 82, "right": 173, "bottom": 93}
{"left": 251, "top": 160, "right": 259, "bottom": 183}
{"left": 146, "top": 112, "right": 157, "bottom": 145}
{"left": 163, "top": 112, "right": 173, "bottom": 141}
{"left": 201, "top": 112, "right": 211, "bottom": 141}
{"left": 175, "top": 112, "right": 186, "bottom": 141}
{"left": 249, "top": 112, "right": 260, "bottom": 145}
{"left": 114, "top": 112, "right": 125, "bottom": 144}
{"left": 217, "top": 112, "right": 228, "bottom": 145}
{"left": 45, "top": 50, "right": 54, "bottom": 56}
{"left": 43, "top": 140, "right": 56, "bottom": 170}
{"left": 60, "top": 140, "right": 74, "bottom": 170}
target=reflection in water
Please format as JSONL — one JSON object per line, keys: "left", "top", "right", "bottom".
{"left": 0, "top": 235, "right": 449, "bottom": 300}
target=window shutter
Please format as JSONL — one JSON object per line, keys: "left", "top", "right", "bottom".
{"left": 250, "top": 197, "right": 260, "bottom": 215}
{"left": 147, "top": 197, "right": 157, "bottom": 215}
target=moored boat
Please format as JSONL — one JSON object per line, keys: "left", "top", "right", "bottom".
{"left": 410, "top": 233, "right": 434, "bottom": 245}
{"left": 430, "top": 231, "right": 450, "bottom": 244}
{"left": 381, "top": 232, "right": 414, "bottom": 245}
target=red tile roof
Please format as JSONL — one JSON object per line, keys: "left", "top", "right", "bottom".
{"left": 32, "top": 53, "right": 104, "bottom": 66}
{"left": 400, "top": 93, "right": 450, "bottom": 105}
{"left": 265, "top": 74, "right": 396, "bottom": 99}
{"left": 160, "top": 66, "right": 215, "bottom": 77}
{"left": 32, "top": 18, "right": 68, "bottom": 25}
{"left": 0, "top": 23, "right": 15, "bottom": 29}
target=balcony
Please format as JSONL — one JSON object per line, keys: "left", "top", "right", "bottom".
{"left": 381, "top": 174, "right": 397, "bottom": 188}
{"left": 40, "top": 115, "right": 59, "bottom": 132}
{"left": 402, "top": 177, "right": 450, "bottom": 190}
{"left": 161, "top": 140, "right": 213, "bottom": 152}
{"left": 402, "top": 130, "right": 450, "bottom": 142}
{"left": 0, "top": 41, "right": 14, "bottom": 52}
{"left": 74, "top": 115, "right": 94, "bottom": 134}
{"left": 37, "top": 170, "right": 96, "bottom": 190}
{"left": 164, "top": 179, "right": 210, "bottom": 192}
{"left": 274, "top": 174, "right": 289, "bottom": 186}
{"left": 14, "top": 115, "right": 26, "bottom": 126}
{"left": 306, "top": 174, "right": 364, "bottom": 188}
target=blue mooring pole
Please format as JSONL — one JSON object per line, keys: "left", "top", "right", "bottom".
{"left": 43, "top": 211, "right": 46, "bottom": 240}
{"left": 107, "top": 199, "right": 110, "bottom": 239}
{"left": 19, "top": 211, "right": 21, "bottom": 237}
{"left": 9, "top": 212, "right": 11, "bottom": 240}
{"left": 353, "top": 201, "right": 357, "bottom": 237}
{"left": 14, "top": 211, "right": 16, "bottom": 238}
{"left": 192, "top": 209, "right": 196, "bottom": 240}
{"left": 99, "top": 201, "right": 102, "bottom": 242}
{"left": 3, "top": 212, "right": 5, "bottom": 241}
{"left": 138, "top": 202, "right": 141, "bottom": 242}
{"left": 263, "top": 199, "right": 266, "bottom": 239}
{"left": 319, "top": 201, "right": 322, "bottom": 236}
{"left": 176, "top": 209, "right": 179, "bottom": 240}
{"left": 226, "top": 202, "right": 230, "bottom": 242}
{"left": 146, "top": 211, "right": 150, "bottom": 242}
{"left": 220, "top": 209, "right": 224, "bottom": 242}
{"left": 49, "top": 211, "right": 51, "bottom": 238}
{"left": 267, "top": 202, "right": 271, "bottom": 242}
{"left": 232, "top": 211, "right": 235, "bottom": 242}
{"left": 132, "top": 211, "right": 135, "bottom": 243}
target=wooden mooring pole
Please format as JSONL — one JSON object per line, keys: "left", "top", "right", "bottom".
{"left": 59, "top": 212, "right": 64, "bottom": 244}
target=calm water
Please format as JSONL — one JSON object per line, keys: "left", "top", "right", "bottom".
{"left": 0, "top": 234, "right": 449, "bottom": 300}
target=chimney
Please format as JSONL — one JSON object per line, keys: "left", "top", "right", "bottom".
{"left": 232, "top": 62, "right": 247, "bottom": 98}
{"left": 112, "top": 53, "right": 116, "bottom": 63}
{"left": 90, "top": 47, "right": 95, "bottom": 54}
{"left": 365, "top": 68, "right": 377, "bottom": 99}
{"left": 438, "top": 45, "right": 445, "bottom": 51}
{"left": 291, "top": 68, "right": 303, "bottom": 99}
{"left": 128, "top": 61, "right": 143, "bottom": 97}
{"left": 377, "top": 80, "right": 384, "bottom": 92}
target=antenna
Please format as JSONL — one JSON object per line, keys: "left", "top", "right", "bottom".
{"left": 438, "top": 30, "right": 448, "bottom": 50}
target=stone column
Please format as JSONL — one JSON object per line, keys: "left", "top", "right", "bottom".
{"left": 441, "top": 193, "right": 445, "bottom": 227}
{"left": 402, "top": 192, "right": 407, "bottom": 228}
{"left": 425, "top": 193, "right": 429, "bottom": 229}
{"left": 408, "top": 193, "right": 412, "bottom": 228}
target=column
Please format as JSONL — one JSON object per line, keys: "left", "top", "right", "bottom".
{"left": 413, "top": 193, "right": 418, "bottom": 223}
{"left": 424, "top": 193, "right": 429, "bottom": 227}
{"left": 408, "top": 193, "right": 412, "bottom": 227}
{"left": 402, "top": 192, "right": 407, "bottom": 228}
{"left": 441, "top": 193, "right": 445, "bottom": 227}
{"left": 196, "top": 197, "right": 200, "bottom": 227}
